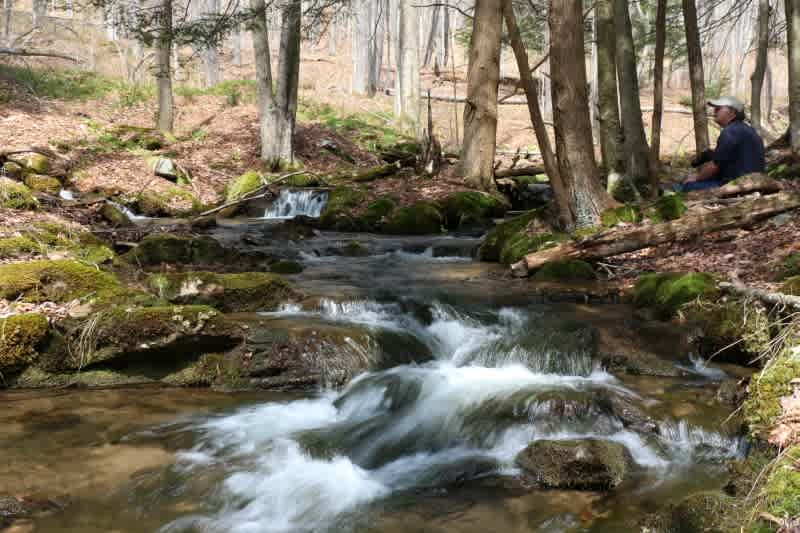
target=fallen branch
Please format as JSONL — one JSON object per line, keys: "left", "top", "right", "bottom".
{"left": 195, "top": 170, "right": 312, "bottom": 218}
{"left": 495, "top": 165, "right": 546, "bottom": 178}
{"left": 0, "top": 47, "right": 79, "bottom": 61}
{"left": 511, "top": 192, "right": 800, "bottom": 276}
{"left": 718, "top": 279, "right": 800, "bottom": 310}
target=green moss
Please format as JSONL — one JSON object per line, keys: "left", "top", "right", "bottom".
{"left": 10, "top": 152, "right": 49, "bottom": 174}
{"left": 349, "top": 164, "right": 401, "bottom": 183}
{"left": 283, "top": 173, "right": 326, "bottom": 188}
{"left": 683, "top": 298, "right": 771, "bottom": 362}
{"left": 0, "top": 178, "right": 38, "bottom": 209}
{"left": 601, "top": 205, "right": 642, "bottom": 227}
{"left": 532, "top": 260, "right": 595, "bottom": 282}
{"left": 342, "top": 240, "right": 369, "bottom": 257}
{"left": 662, "top": 491, "right": 744, "bottom": 532}
{"left": 318, "top": 187, "right": 367, "bottom": 230}
{"left": 123, "top": 234, "right": 228, "bottom": 267}
{"left": 270, "top": 260, "right": 304, "bottom": 275}
{"left": 500, "top": 231, "right": 568, "bottom": 265}
{"left": 633, "top": 272, "right": 718, "bottom": 317}
{"left": 148, "top": 271, "right": 296, "bottom": 312}
{"left": 0, "top": 236, "right": 40, "bottom": 259}
{"left": 762, "top": 446, "right": 800, "bottom": 519}
{"left": 647, "top": 193, "right": 687, "bottom": 222}
{"left": 440, "top": 191, "right": 509, "bottom": 230}
{"left": 99, "top": 203, "right": 132, "bottom": 227}
{"left": 0, "top": 313, "right": 48, "bottom": 374}
{"left": 478, "top": 210, "right": 542, "bottom": 262}
{"left": 226, "top": 171, "right": 263, "bottom": 202}
{"left": 102, "top": 124, "right": 167, "bottom": 151}
{"left": 361, "top": 196, "right": 396, "bottom": 228}
{"left": 23, "top": 174, "right": 61, "bottom": 195}
{"left": 744, "top": 323, "right": 800, "bottom": 439}
{"left": 781, "top": 254, "right": 800, "bottom": 280}
{"left": 782, "top": 276, "right": 800, "bottom": 296}
{"left": 382, "top": 202, "right": 443, "bottom": 235}
{"left": 0, "top": 260, "right": 125, "bottom": 303}
{"left": 2, "top": 161, "right": 23, "bottom": 179}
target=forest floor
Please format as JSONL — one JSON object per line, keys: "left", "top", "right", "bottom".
{"left": 0, "top": 55, "right": 798, "bottom": 293}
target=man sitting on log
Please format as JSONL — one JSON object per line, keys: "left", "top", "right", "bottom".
{"left": 674, "top": 96, "right": 766, "bottom": 192}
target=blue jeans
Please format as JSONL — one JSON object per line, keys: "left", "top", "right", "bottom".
{"left": 673, "top": 179, "right": 724, "bottom": 193}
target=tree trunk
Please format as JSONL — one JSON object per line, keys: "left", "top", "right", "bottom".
{"left": 272, "top": 0, "right": 301, "bottom": 165}
{"left": 32, "top": 0, "right": 46, "bottom": 28}
{"left": 750, "top": 0, "right": 769, "bottom": 132}
{"left": 595, "top": 0, "right": 623, "bottom": 175}
{"left": 370, "top": 0, "right": 387, "bottom": 92}
{"left": 683, "top": 0, "right": 710, "bottom": 152}
{"left": 251, "top": 0, "right": 284, "bottom": 164}
{"left": 233, "top": 23, "right": 243, "bottom": 66}
{"left": 787, "top": 0, "right": 800, "bottom": 153}
{"left": 512, "top": 192, "right": 800, "bottom": 275}
{"left": 614, "top": 0, "right": 653, "bottom": 196}
{"left": 422, "top": 5, "right": 439, "bottom": 68}
{"left": 2, "top": 0, "right": 12, "bottom": 44}
{"left": 352, "top": 0, "right": 373, "bottom": 95}
{"left": 549, "top": 0, "right": 615, "bottom": 228}
{"left": 328, "top": 15, "right": 337, "bottom": 56}
{"left": 457, "top": 0, "right": 502, "bottom": 192}
{"left": 651, "top": 0, "right": 667, "bottom": 163}
{"left": 395, "top": 0, "right": 420, "bottom": 137}
{"left": 156, "top": 0, "right": 174, "bottom": 133}
{"left": 440, "top": 6, "right": 450, "bottom": 68}
{"left": 501, "top": 0, "right": 571, "bottom": 226}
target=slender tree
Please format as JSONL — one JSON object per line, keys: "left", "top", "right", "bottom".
{"left": 682, "top": 0, "right": 709, "bottom": 152}
{"left": 595, "top": 0, "right": 623, "bottom": 177}
{"left": 549, "top": 0, "right": 616, "bottom": 227}
{"left": 751, "top": 0, "right": 770, "bottom": 132}
{"left": 614, "top": 0, "right": 654, "bottom": 196}
{"left": 395, "top": 0, "right": 420, "bottom": 137}
{"left": 155, "top": 0, "right": 175, "bottom": 133}
{"left": 787, "top": 0, "right": 800, "bottom": 153}
{"left": 457, "top": 0, "right": 502, "bottom": 192}
{"left": 651, "top": 0, "right": 667, "bottom": 163}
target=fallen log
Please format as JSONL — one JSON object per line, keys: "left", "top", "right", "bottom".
{"left": 718, "top": 279, "right": 800, "bottom": 310}
{"left": 495, "top": 165, "right": 547, "bottom": 178}
{"left": 685, "top": 173, "right": 783, "bottom": 200}
{"left": 0, "top": 47, "right": 79, "bottom": 61}
{"left": 511, "top": 192, "right": 800, "bottom": 276}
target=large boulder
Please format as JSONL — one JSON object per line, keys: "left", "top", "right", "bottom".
{"left": 8, "top": 152, "right": 49, "bottom": 174}
{"left": 23, "top": 174, "right": 61, "bottom": 195}
{"left": 0, "top": 178, "right": 38, "bottom": 209}
{"left": 318, "top": 187, "right": 367, "bottom": 231}
{"left": 149, "top": 271, "right": 298, "bottom": 312}
{"left": 633, "top": 272, "right": 718, "bottom": 319}
{"left": 0, "top": 313, "right": 49, "bottom": 375}
{"left": 439, "top": 191, "right": 509, "bottom": 231}
{"left": 123, "top": 234, "right": 230, "bottom": 267}
{"left": 478, "top": 209, "right": 566, "bottom": 265}
{"left": 0, "top": 260, "right": 127, "bottom": 304}
{"left": 515, "top": 439, "right": 632, "bottom": 490}
{"left": 381, "top": 201, "right": 443, "bottom": 235}
{"left": 531, "top": 259, "right": 595, "bottom": 282}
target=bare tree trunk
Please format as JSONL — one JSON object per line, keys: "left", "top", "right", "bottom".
{"left": 766, "top": 59, "right": 773, "bottom": 122}
{"left": 352, "top": 0, "right": 373, "bottom": 95}
{"left": 750, "top": 0, "right": 769, "bottom": 131}
{"left": 502, "top": 0, "right": 571, "bottom": 226}
{"left": 32, "top": 0, "right": 46, "bottom": 28}
{"left": 328, "top": 14, "right": 337, "bottom": 56}
{"left": 2, "top": 0, "right": 12, "bottom": 44}
{"left": 651, "top": 0, "right": 667, "bottom": 163}
{"left": 233, "top": 23, "right": 243, "bottom": 67}
{"left": 683, "top": 0, "right": 710, "bottom": 152}
{"left": 422, "top": 5, "right": 439, "bottom": 68}
{"left": 457, "top": 0, "right": 502, "bottom": 192}
{"left": 550, "top": 0, "right": 616, "bottom": 228}
{"left": 787, "top": 0, "right": 800, "bottom": 153}
{"left": 370, "top": 0, "right": 387, "bottom": 91}
{"left": 595, "top": 0, "right": 623, "bottom": 176}
{"left": 156, "top": 0, "right": 174, "bottom": 133}
{"left": 615, "top": 0, "right": 654, "bottom": 196}
{"left": 439, "top": 5, "right": 449, "bottom": 68}
{"left": 395, "top": 0, "right": 420, "bottom": 137}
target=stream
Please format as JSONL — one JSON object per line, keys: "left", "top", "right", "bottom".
{"left": 1, "top": 191, "right": 748, "bottom": 532}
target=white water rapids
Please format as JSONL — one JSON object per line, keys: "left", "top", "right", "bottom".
{"left": 264, "top": 189, "right": 329, "bottom": 219}
{"left": 157, "top": 299, "right": 743, "bottom": 533}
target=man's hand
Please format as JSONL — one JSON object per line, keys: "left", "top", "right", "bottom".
{"left": 683, "top": 174, "right": 700, "bottom": 184}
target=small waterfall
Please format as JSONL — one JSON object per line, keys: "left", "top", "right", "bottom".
{"left": 109, "top": 201, "right": 151, "bottom": 221}
{"left": 264, "top": 189, "right": 329, "bottom": 219}
{"left": 58, "top": 189, "right": 75, "bottom": 200}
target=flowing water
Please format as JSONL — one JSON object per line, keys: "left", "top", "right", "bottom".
{"left": 2, "top": 223, "right": 747, "bottom": 532}
{"left": 263, "top": 189, "right": 329, "bottom": 219}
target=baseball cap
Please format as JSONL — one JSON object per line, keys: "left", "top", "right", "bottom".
{"left": 707, "top": 96, "right": 744, "bottom": 112}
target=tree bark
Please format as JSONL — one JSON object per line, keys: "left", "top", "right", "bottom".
{"left": 422, "top": 5, "right": 439, "bottom": 68}
{"left": 155, "top": 0, "right": 174, "bottom": 133}
{"left": 751, "top": 0, "right": 770, "bottom": 132}
{"left": 787, "top": 0, "right": 800, "bottom": 153}
{"left": 457, "top": 0, "right": 502, "bottom": 192}
{"left": 274, "top": 0, "right": 301, "bottom": 165}
{"left": 595, "top": 0, "right": 623, "bottom": 176}
{"left": 683, "top": 0, "right": 710, "bottom": 152}
{"left": 651, "top": 0, "right": 667, "bottom": 163}
{"left": 395, "top": 0, "right": 420, "bottom": 137}
{"left": 614, "top": 0, "right": 653, "bottom": 196}
{"left": 2, "top": 0, "right": 12, "bottom": 44}
{"left": 512, "top": 193, "right": 800, "bottom": 276}
{"left": 352, "top": 0, "right": 373, "bottom": 95}
{"left": 501, "top": 0, "right": 571, "bottom": 226}
{"left": 549, "top": 0, "right": 616, "bottom": 228}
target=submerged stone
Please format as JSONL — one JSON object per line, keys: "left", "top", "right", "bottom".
{"left": 269, "top": 260, "right": 304, "bottom": 275}
{"left": 515, "top": 439, "right": 632, "bottom": 490}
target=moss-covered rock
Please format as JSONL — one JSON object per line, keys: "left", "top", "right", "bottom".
{"left": 0, "top": 260, "right": 125, "bottom": 303}
{"left": 500, "top": 231, "right": 568, "bottom": 265}
{"left": 360, "top": 196, "right": 396, "bottom": 229}
{"left": 781, "top": 254, "right": 800, "bottom": 280}
{"left": 641, "top": 491, "right": 745, "bottom": 533}
{"left": 0, "top": 236, "right": 39, "bottom": 259}
{"left": 148, "top": 271, "right": 297, "bottom": 312}
{"left": 0, "top": 178, "right": 38, "bottom": 209}
{"left": 682, "top": 298, "right": 771, "bottom": 364}
{"left": 342, "top": 240, "right": 369, "bottom": 257}
{"left": 532, "top": 260, "right": 595, "bottom": 282}
{"left": 782, "top": 276, "right": 800, "bottom": 296}
{"left": 9, "top": 152, "right": 49, "bottom": 174}
{"left": 440, "top": 191, "right": 509, "bottom": 230}
{"left": 601, "top": 204, "right": 642, "bottom": 227}
{"left": 646, "top": 193, "right": 687, "bottom": 222}
{"left": 744, "top": 321, "right": 800, "bottom": 439}
{"left": 2, "top": 161, "right": 23, "bottom": 179}
{"left": 99, "top": 202, "right": 133, "bottom": 227}
{"left": 382, "top": 202, "right": 443, "bottom": 235}
{"left": 131, "top": 188, "right": 204, "bottom": 217}
{"left": 283, "top": 173, "right": 327, "bottom": 188}
{"left": 106, "top": 124, "right": 168, "bottom": 151}
{"left": 22, "top": 174, "right": 61, "bottom": 195}
{"left": 515, "top": 439, "right": 631, "bottom": 490}
{"left": 270, "top": 260, "right": 304, "bottom": 275}
{"left": 123, "top": 234, "right": 229, "bottom": 267}
{"left": 478, "top": 210, "right": 542, "bottom": 262}
{"left": 0, "top": 313, "right": 49, "bottom": 374}
{"left": 226, "top": 171, "right": 263, "bottom": 203}
{"left": 761, "top": 445, "right": 800, "bottom": 520}
{"left": 318, "top": 187, "right": 367, "bottom": 231}
{"left": 633, "top": 272, "right": 718, "bottom": 318}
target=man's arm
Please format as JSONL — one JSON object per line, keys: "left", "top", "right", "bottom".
{"left": 684, "top": 161, "right": 720, "bottom": 183}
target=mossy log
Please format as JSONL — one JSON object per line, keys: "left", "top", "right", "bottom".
{"left": 512, "top": 192, "right": 800, "bottom": 276}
